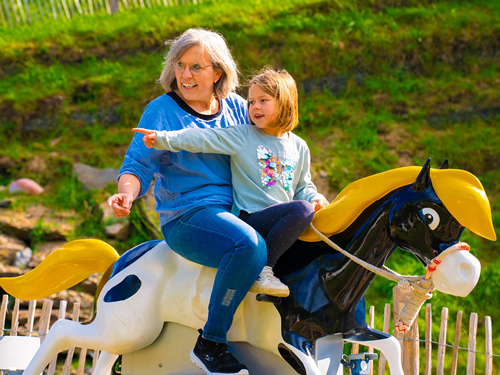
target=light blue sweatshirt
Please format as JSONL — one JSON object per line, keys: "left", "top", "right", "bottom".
{"left": 154, "top": 124, "right": 326, "bottom": 216}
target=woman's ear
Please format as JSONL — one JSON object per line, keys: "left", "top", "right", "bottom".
{"left": 214, "top": 69, "right": 223, "bottom": 84}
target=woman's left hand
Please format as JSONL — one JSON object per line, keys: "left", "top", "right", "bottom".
{"left": 311, "top": 198, "right": 329, "bottom": 212}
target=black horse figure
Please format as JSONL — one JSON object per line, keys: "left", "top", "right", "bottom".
{"left": 270, "top": 158, "right": 494, "bottom": 373}
{"left": 1, "top": 160, "right": 495, "bottom": 375}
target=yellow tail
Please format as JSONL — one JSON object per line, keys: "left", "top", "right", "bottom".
{"left": 0, "top": 239, "right": 120, "bottom": 300}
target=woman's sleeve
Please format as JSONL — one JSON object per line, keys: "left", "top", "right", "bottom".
{"left": 293, "top": 144, "right": 327, "bottom": 203}
{"left": 118, "top": 102, "right": 167, "bottom": 198}
{"left": 154, "top": 126, "right": 246, "bottom": 156}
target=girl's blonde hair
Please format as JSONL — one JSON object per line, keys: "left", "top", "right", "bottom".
{"left": 248, "top": 67, "right": 299, "bottom": 132}
{"left": 158, "top": 28, "right": 239, "bottom": 98}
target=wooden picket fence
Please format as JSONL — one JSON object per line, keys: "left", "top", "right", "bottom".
{"left": 0, "top": 0, "right": 202, "bottom": 29}
{"left": 354, "top": 301, "right": 495, "bottom": 375}
{"left": 0, "top": 294, "right": 101, "bottom": 375}
{"left": 0, "top": 292, "right": 497, "bottom": 375}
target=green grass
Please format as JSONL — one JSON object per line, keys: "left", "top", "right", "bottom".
{"left": 0, "top": 0, "right": 499, "bottom": 372}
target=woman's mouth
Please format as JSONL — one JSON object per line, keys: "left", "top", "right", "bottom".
{"left": 182, "top": 83, "right": 197, "bottom": 89}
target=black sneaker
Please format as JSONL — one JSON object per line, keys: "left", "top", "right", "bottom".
{"left": 190, "top": 330, "right": 249, "bottom": 375}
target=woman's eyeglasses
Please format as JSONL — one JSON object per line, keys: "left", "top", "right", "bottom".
{"left": 173, "top": 61, "right": 213, "bottom": 76}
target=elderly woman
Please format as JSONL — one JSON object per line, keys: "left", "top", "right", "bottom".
{"left": 107, "top": 29, "right": 267, "bottom": 375}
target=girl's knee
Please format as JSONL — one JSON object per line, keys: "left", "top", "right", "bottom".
{"left": 294, "top": 200, "right": 315, "bottom": 220}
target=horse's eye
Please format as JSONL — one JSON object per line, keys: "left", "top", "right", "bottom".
{"left": 421, "top": 207, "right": 440, "bottom": 230}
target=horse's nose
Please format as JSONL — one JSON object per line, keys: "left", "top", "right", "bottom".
{"left": 397, "top": 217, "right": 415, "bottom": 232}
{"left": 430, "top": 248, "right": 481, "bottom": 297}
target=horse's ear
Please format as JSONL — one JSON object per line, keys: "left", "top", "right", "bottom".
{"left": 440, "top": 159, "right": 449, "bottom": 169}
{"left": 411, "top": 158, "right": 432, "bottom": 192}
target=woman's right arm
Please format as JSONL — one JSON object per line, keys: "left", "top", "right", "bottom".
{"left": 107, "top": 101, "right": 167, "bottom": 218}
{"left": 107, "top": 173, "right": 141, "bottom": 218}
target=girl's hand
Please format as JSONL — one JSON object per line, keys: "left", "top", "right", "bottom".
{"left": 311, "top": 198, "right": 329, "bottom": 212}
{"left": 132, "top": 128, "right": 157, "bottom": 148}
{"left": 107, "top": 193, "right": 135, "bottom": 218}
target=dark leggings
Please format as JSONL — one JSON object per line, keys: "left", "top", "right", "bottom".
{"left": 239, "top": 200, "right": 315, "bottom": 268}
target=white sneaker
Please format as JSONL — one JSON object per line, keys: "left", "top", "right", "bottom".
{"left": 249, "top": 266, "right": 290, "bottom": 297}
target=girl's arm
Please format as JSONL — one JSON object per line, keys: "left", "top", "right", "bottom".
{"left": 294, "top": 145, "right": 329, "bottom": 211}
{"left": 133, "top": 126, "right": 246, "bottom": 156}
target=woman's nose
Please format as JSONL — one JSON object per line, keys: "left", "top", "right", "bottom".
{"left": 182, "top": 67, "right": 193, "bottom": 78}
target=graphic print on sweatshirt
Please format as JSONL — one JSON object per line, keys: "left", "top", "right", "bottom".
{"left": 257, "top": 145, "right": 297, "bottom": 191}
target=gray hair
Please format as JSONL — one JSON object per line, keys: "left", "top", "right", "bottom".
{"left": 158, "top": 28, "right": 239, "bottom": 99}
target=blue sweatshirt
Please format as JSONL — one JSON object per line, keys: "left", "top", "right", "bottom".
{"left": 119, "top": 92, "right": 248, "bottom": 225}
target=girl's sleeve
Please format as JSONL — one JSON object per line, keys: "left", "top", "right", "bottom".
{"left": 154, "top": 125, "right": 245, "bottom": 156}
{"left": 293, "top": 144, "right": 327, "bottom": 203}
{"left": 118, "top": 102, "right": 167, "bottom": 198}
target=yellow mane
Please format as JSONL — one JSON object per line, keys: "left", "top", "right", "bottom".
{"left": 299, "top": 167, "right": 496, "bottom": 242}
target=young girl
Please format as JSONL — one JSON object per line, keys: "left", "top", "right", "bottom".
{"left": 133, "top": 67, "right": 328, "bottom": 297}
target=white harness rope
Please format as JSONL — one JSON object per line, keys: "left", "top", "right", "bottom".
{"left": 308, "top": 223, "right": 435, "bottom": 333}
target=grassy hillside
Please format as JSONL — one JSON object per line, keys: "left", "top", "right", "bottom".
{"left": 0, "top": 0, "right": 499, "bottom": 372}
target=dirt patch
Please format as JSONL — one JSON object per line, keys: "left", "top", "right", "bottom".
{"left": 378, "top": 124, "right": 412, "bottom": 149}
{"left": 0, "top": 204, "right": 78, "bottom": 242}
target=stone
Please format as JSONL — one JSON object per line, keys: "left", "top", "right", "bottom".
{"left": 0, "top": 234, "right": 27, "bottom": 265}
{"left": 98, "top": 201, "right": 119, "bottom": 223}
{"left": 73, "top": 163, "right": 119, "bottom": 190}
{"left": 105, "top": 222, "right": 130, "bottom": 241}
{"left": 14, "top": 247, "right": 32, "bottom": 269}
{"left": 9, "top": 178, "right": 44, "bottom": 195}
{"left": 0, "top": 198, "right": 13, "bottom": 208}
{"left": 0, "top": 263, "right": 25, "bottom": 277}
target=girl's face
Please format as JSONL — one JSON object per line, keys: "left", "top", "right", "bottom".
{"left": 248, "top": 85, "right": 283, "bottom": 137}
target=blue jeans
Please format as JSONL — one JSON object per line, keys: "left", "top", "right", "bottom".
{"left": 161, "top": 205, "right": 267, "bottom": 343}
